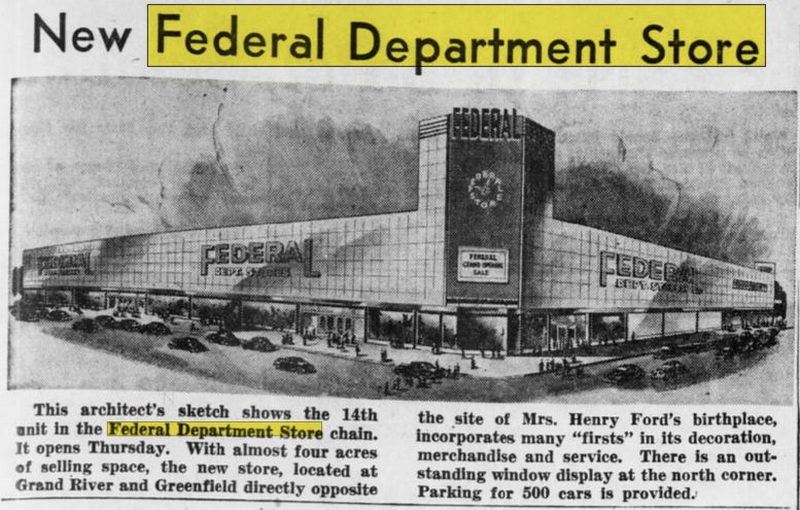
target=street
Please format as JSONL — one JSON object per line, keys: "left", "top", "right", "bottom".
{"left": 8, "top": 317, "right": 795, "bottom": 404}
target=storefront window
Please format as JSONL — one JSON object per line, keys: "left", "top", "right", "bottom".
{"left": 193, "top": 297, "right": 236, "bottom": 327}
{"left": 417, "top": 313, "right": 440, "bottom": 347}
{"left": 241, "top": 302, "right": 295, "bottom": 330}
{"left": 548, "top": 314, "right": 587, "bottom": 353}
{"left": 43, "top": 290, "right": 71, "bottom": 307}
{"left": 367, "top": 310, "right": 413, "bottom": 346}
{"left": 109, "top": 292, "right": 145, "bottom": 314}
{"left": 456, "top": 312, "right": 506, "bottom": 352}
{"left": 147, "top": 295, "right": 190, "bottom": 319}
{"left": 76, "top": 290, "right": 105, "bottom": 310}
{"left": 521, "top": 313, "right": 548, "bottom": 354}
{"left": 442, "top": 315, "right": 457, "bottom": 348}
{"left": 722, "top": 311, "right": 739, "bottom": 331}
{"left": 590, "top": 314, "right": 625, "bottom": 345}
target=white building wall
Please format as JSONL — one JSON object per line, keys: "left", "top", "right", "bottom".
{"left": 524, "top": 217, "right": 774, "bottom": 311}
{"left": 23, "top": 120, "right": 450, "bottom": 308}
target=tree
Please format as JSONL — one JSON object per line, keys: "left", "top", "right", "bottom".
{"left": 774, "top": 281, "right": 787, "bottom": 318}
{"left": 555, "top": 162, "right": 767, "bottom": 265}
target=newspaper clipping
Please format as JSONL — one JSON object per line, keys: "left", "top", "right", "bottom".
{"left": 1, "top": 1, "right": 797, "bottom": 509}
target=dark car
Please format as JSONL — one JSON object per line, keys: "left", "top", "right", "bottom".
{"left": 653, "top": 345, "right": 682, "bottom": 359}
{"left": 17, "top": 307, "right": 43, "bottom": 322}
{"left": 681, "top": 342, "right": 705, "bottom": 354}
{"left": 763, "top": 330, "right": 779, "bottom": 348}
{"left": 715, "top": 343, "right": 737, "bottom": 359}
{"left": 206, "top": 330, "right": 241, "bottom": 346}
{"left": 242, "top": 336, "right": 279, "bottom": 352}
{"left": 118, "top": 319, "right": 142, "bottom": 332}
{"left": 650, "top": 360, "right": 688, "bottom": 380}
{"left": 46, "top": 309, "right": 72, "bottom": 322}
{"left": 168, "top": 336, "right": 208, "bottom": 353}
{"left": 737, "top": 332, "right": 758, "bottom": 353}
{"left": 394, "top": 361, "right": 445, "bottom": 380}
{"left": 273, "top": 356, "right": 316, "bottom": 374}
{"left": 18, "top": 312, "right": 41, "bottom": 322}
{"left": 71, "top": 318, "right": 99, "bottom": 333}
{"left": 94, "top": 315, "right": 118, "bottom": 328}
{"left": 603, "top": 364, "right": 646, "bottom": 385}
{"left": 141, "top": 322, "right": 172, "bottom": 335}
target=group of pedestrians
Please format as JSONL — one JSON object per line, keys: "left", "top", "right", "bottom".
{"left": 538, "top": 356, "right": 581, "bottom": 375}
{"left": 325, "top": 329, "right": 358, "bottom": 350}
{"left": 381, "top": 363, "right": 464, "bottom": 396}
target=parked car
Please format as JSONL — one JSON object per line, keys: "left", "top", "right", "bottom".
{"left": 737, "top": 332, "right": 759, "bottom": 353}
{"left": 168, "top": 336, "right": 208, "bottom": 353}
{"left": 763, "top": 330, "right": 779, "bottom": 348}
{"left": 46, "top": 309, "right": 71, "bottom": 322}
{"left": 681, "top": 342, "right": 705, "bottom": 354}
{"left": 118, "top": 319, "right": 142, "bottom": 332}
{"left": 653, "top": 345, "right": 682, "bottom": 359}
{"left": 94, "top": 315, "right": 118, "bottom": 328}
{"left": 394, "top": 361, "right": 445, "bottom": 380}
{"left": 242, "top": 336, "right": 279, "bottom": 352}
{"left": 206, "top": 330, "right": 241, "bottom": 346}
{"left": 650, "top": 360, "right": 688, "bottom": 380}
{"left": 71, "top": 318, "right": 99, "bottom": 333}
{"left": 603, "top": 364, "right": 645, "bottom": 385}
{"left": 141, "top": 322, "right": 172, "bottom": 335}
{"left": 16, "top": 306, "right": 43, "bottom": 322}
{"left": 715, "top": 344, "right": 737, "bottom": 359}
{"left": 273, "top": 356, "right": 316, "bottom": 374}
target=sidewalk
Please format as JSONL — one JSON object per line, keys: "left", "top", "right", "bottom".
{"left": 235, "top": 329, "right": 613, "bottom": 378}
{"left": 76, "top": 308, "right": 613, "bottom": 378}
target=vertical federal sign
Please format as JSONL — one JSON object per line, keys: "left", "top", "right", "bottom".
{"left": 445, "top": 107, "right": 524, "bottom": 303}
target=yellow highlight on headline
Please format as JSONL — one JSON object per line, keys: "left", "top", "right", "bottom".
{"left": 147, "top": 4, "right": 766, "bottom": 72}
{"left": 107, "top": 421, "right": 323, "bottom": 440}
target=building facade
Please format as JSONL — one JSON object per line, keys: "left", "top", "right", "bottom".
{"left": 22, "top": 108, "right": 775, "bottom": 354}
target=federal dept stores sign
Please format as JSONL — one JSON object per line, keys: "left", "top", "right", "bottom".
{"left": 200, "top": 239, "right": 321, "bottom": 278}
{"left": 457, "top": 247, "right": 509, "bottom": 283}
{"left": 37, "top": 252, "right": 91, "bottom": 276}
{"left": 599, "top": 250, "right": 703, "bottom": 295}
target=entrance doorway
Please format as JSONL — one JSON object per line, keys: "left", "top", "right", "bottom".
{"left": 554, "top": 324, "right": 576, "bottom": 351}
{"left": 548, "top": 314, "right": 586, "bottom": 353}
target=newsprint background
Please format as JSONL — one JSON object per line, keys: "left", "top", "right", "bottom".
{"left": 0, "top": 1, "right": 798, "bottom": 509}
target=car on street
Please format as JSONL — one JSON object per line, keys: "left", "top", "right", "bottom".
{"left": 650, "top": 360, "right": 689, "bottom": 380}
{"left": 118, "top": 319, "right": 142, "bottom": 332}
{"left": 763, "top": 332, "right": 779, "bottom": 348}
{"left": 653, "top": 345, "right": 682, "bottom": 359}
{"left": 394, "top": 361, "right": 446, "bottom": 380}
{"left": 602, "top": 364, "right": 645, "bottom": 385}
{"left": 168, "top": 336, "right": 208, "bottom": 353}
{"left": 141, "top": 322, "right": 172, "bottom": 335}
{"left": 94, "top": 315, "right": 118, "bottom": 328}
{"left": 16, "top": 306, "right": 43, "bottom": 322}
{"left": 71, "top": 318, "right": 99, "bottom": 333}
{"left": 46, "top": 309, "right": 72, "bottom": 322}
{"left": 273, "top": 356, "right": 316, "bottom": 374}
{"left": 206, "top": 330, "right": 241, "bottom": 346}
{"left": 715, "top": 343, "right": 737, "bottom": 359}
{"left": 241, "top": 336, "right": 279, "bottom": 352}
